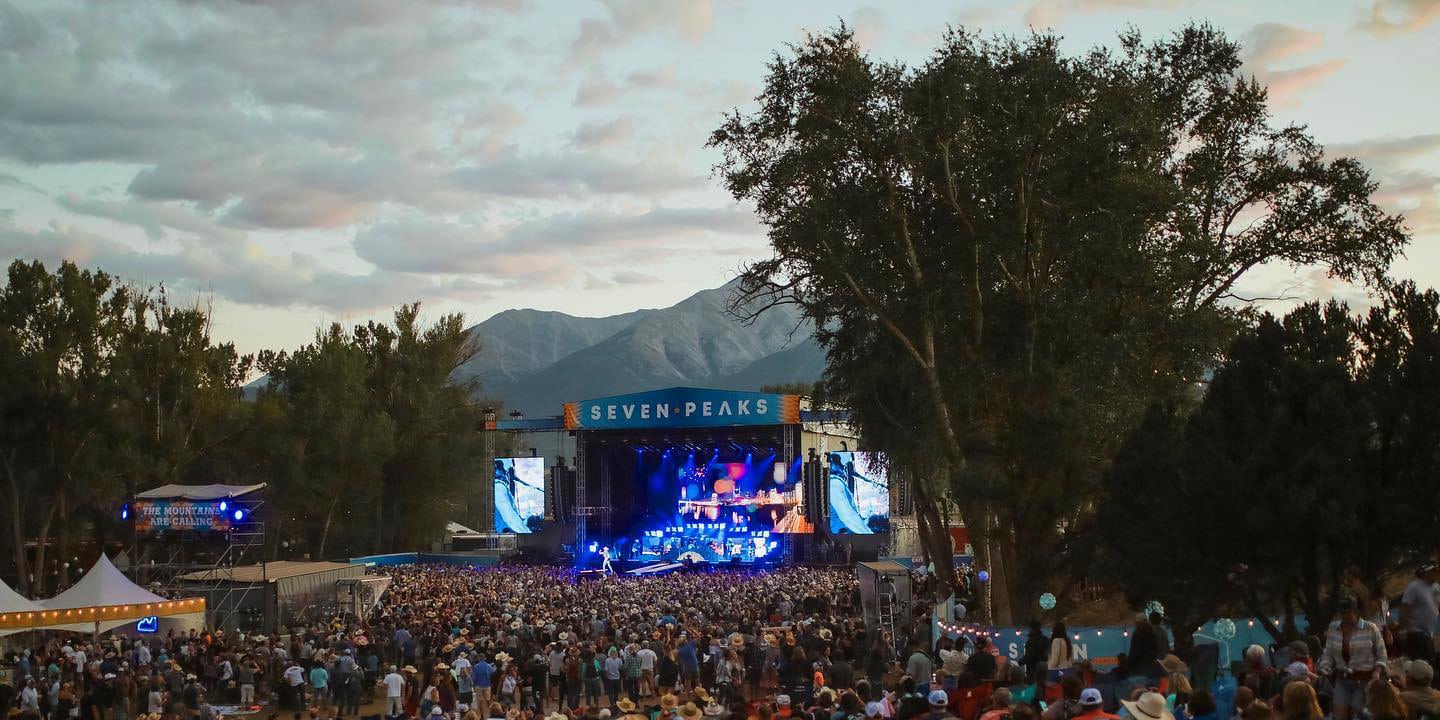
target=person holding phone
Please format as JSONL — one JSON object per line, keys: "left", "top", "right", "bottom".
{"left": 1318, "top": 595, "right": 1388, "bottom": 720}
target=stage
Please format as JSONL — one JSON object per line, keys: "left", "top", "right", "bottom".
{"left": 487, "top": 387, "right": 897, "bottom": 569}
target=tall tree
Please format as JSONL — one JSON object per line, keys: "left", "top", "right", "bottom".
{"left": 0, "top": 260, "right": 129, "bottom": 592}
{"left": 257, "top": 324, "right": 395, "bottom": 559}
{"left": 355, "top": 304, "right": 484, "bottom": 552}
{"left": 710, "top": 24, "right": 1406, "bottom": 620}
{"left": 1096, "top": 291, "right": 1440, "bottom": 639}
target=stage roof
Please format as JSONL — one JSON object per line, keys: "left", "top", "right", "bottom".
{"left": 136, "top": 483, "right": 266, "bottom": 500}
{"left": 178, "top": 560, "right": 355, "bottom": 583}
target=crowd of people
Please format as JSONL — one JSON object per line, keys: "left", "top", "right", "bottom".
{"left": 4, "top": 561, "right": 1440, "bottom": 720}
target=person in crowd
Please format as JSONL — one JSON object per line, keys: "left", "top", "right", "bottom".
{"left": 978, "top": 688, "right": 1014, "bottom": 720}
{"left": 905, "top": 641, "right": 933, "bottom": 694}
{"left": 963, "top": 640, "right": 996, "bottom": 684}
{"left": 1240, "top": 702, "right": 1271, "bottom": 720}
{"left": 1282, "top": 682, "right": 1324, "bottom": 720}
{"left": 1042, "top": 676, "right": 1084, "bottom": 720}
{"left": 1122, "top": 692, "right": 1174, "bottom": 720}
{"left": 1022, "top": 623, "right": 1049, "bottom": 683}
{"left": 924, "top": 690, "right": 954, "bottom": 720}
{"left": 1400, "top": 565, "right": 1440, "bottom": 638}
{"left": 1367, "top": 678, "right": 1410, "bottom": 720}
{"left": 1320, "top": 595, "right": 1390, "bottom": 720}
{"left": 1075, "top": 688, "right": 1118, "bottom": 720}
{"left": 1400, "top": 660, "right": 1440, "bottom": 719}
{"left": 1049, "top": 624, "right": 1073, "bottom": 674}
{"left": 383, "top": 665, "right": 407, "bottom": 719}
{"left": 1232, "top": 687, "right": 1255, "bottom": 720}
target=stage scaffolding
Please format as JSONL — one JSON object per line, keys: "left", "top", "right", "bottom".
{"left": 126, "top": 484, "right": 267, "bottom": 632}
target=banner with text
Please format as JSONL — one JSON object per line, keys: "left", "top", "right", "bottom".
{"left": 564, "top": 387, "right": 801, "bottom": 430}
{"left": 133, "top": 500, "right": 232, "bottom": 533}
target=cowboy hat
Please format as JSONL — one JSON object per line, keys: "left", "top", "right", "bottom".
{"left": 435, "top": 663, "right": 450, "bottom": 670}
{"left": 692, "top": 688, "right": 713, "bottom": 702}
{"left": 678, "top": 704, "right": 703, "bottom": 719}
{"left": 1122, "top": 692, "right": 1175, "bottom": 720}
{"left": 703, "top": 705, "right": 727, "bottom": 718}
{"left": 660, "top": 694, "right": 679, "bottom": 710}
{"left": 728, "top": 633, "right": 745, "bottom": 648}
{"left": 617, "top": 699, "right": 638, "bottom": 712}
{"left": 403, "top": 666, "right": 418, "bottom": 673}
{"left": 1160, "top": 655, "right": 1187, "bottom": 674}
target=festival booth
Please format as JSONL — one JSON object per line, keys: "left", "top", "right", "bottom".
{"left": 0, "top": 553, "right": 207, "bottom": 637}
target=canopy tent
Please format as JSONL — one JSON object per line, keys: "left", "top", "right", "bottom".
{"left": 135, "top": 483, "right": 266, "bottom": 500}
{"left": 1, "top": 578, "right": 43, "bottom": 612}
{"left": 0, "top": 554, "right": 204, "bottom": 636}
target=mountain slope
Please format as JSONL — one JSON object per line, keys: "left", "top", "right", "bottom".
{"left": 484, "top": 282, "right": 821, "bottom": 415}
{"left": 456, "top": 307, "right": 658, "bottom": 389}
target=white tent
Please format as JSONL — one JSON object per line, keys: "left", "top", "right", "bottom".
{"left": 0, "top": 578, "right": 43, "bottom": 613}
{"left": 0, "top": 554, "right": 205, "bottom": 636}
{"left": 41, "top": 553, "right": 166, "bottom": 610}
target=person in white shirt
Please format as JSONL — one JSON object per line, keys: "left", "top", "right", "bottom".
{"left": 1047, "top": 622, "right": 1073, "bottom": 672}
{"left": 20, "top": 678, "right": 40, "bottom": 713}
{"left": 284, "top": 661, "right": 306, "bottom": 710}
{"left": 637, "top": 645, "right": 658, "bottom": 698}
{"left": 383, "top": 665, "right": 407, "bottom": 719}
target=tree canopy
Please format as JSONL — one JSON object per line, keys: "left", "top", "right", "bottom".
{"left": 0, "top": 260, "right": 488, "bottom": 593}
{"left": 710, "top": 23, "right": 1407, "bottom": 620}
{"left": 1095, "top": 285, "right": 1440, "bottom": 640}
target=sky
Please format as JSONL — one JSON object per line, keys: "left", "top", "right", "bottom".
{"left": 0, "top": 0, "right": 1437, "bottom": 357}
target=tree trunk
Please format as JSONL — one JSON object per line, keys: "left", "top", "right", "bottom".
{"left": 29, "top": 501, "right": 57, "bottom": 596}
{"left": 316, "top": 493, "right": 342, "bottom": 560}
{"left": 3, "top": 462, "right": 28, "bottom": 591}
{"left": 56, "top": 495, "right": 71, "bottom": 588}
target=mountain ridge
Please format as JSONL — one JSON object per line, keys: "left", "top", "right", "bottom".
{"left": 460, "top": 282, "right": 825, "bottom": 415}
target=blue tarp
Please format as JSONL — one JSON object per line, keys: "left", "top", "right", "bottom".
{"left": 348, "top": 553, "right": 500, "bottom": 568}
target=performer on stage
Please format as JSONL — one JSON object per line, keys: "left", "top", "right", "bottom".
{"left": 600, "top": 546, "right": 614, "bottom": 575}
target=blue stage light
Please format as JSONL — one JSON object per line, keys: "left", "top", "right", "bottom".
{"left": 232, "top": 508, "right": 245, "bottom": 521}
{"left": 120, "top": 506, "right": 129, "bottom": 521}
{"left": 219, "top": 501, "right": 228, "bottom": 512}
{"left": 588, "top": 542, "right": 598, "bottom": 553}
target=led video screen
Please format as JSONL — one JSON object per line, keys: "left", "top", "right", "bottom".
{"left": 827, "top": 451, "right": 889, "bottom": 534}
{"left": 494, "top": 457, "right": 545, "bottom": 533}
{"left": 675, "top": 459, "right": 810, "bottom": 534}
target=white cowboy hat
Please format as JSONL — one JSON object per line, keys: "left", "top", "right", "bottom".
{"left": 1122, "top": 693, "right": 1175, "bottom": 720}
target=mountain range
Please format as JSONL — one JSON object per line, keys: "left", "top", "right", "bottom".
{"left": 456, "top": 280, "right": 826, "bottom": 416}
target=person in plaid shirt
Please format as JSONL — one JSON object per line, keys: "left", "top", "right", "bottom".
{"left": 1318, "top": 595, "right": 1388, "bottom": 720}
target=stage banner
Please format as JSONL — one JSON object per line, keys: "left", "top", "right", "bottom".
{"left": 564, "top": 387, "right": 801, "bottom": 430}
{"left": 133, "top": 500, "right": 232, "bottom": 533}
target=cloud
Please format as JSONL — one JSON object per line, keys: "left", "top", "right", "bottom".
{"left": 56, "top": 193, "right": 245, "bottom": 243}
{"left": 1358, "top": 0, "right": 1440, "bottom": 36}
{"left": 1255, "top": 59, "right": 1347, "bottom": 105}
{"left": 0, "top": 173, "right": 43, "bottom": 194}
{"left": 611, "top": 270, "right": 662, "bottom": 285}
{"left": 353, "top": 206, "right": 760, "bottom": 277}
{"left": 1329, "top": 134, "right": 1440, "bottom": 169}
{"left": 574, "top": 66, "right": 677, "bottom": 108}
{"left": 0, "top": 216, "right": 493, "bottom": 312}
{"left": 447, "top": 150, "right": 703, "bottom": 198}
{"left": 1023, "top": 0, "right": 1177, "bottom": 28}
{"left": 851, "top": 6, "right": 887, "bottom": 48}
{"left": 1242, "top": 23, "right": 1323, "bottom": 66}
{"left": 572, "top": 118, "right": 637, "bottom": 150}
{"left": 1236, "top": 23, "right": 1344, "bottom": 106}
{"left": 570, "top": 0, "right": 713, "bottom": 63}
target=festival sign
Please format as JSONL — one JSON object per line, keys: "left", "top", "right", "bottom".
{"left": 132, "top": 500, "right": 233, "bottom": 533}
{"left": 564, "top": 387, "right": 801, "bottom": 430}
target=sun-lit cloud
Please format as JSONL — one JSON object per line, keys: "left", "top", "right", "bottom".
{"left": 1236, "top": 22, "right": 1344, "bottom": 106}
{"left": 1358, "top": 0, "right": 1440, "bottom": 36}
